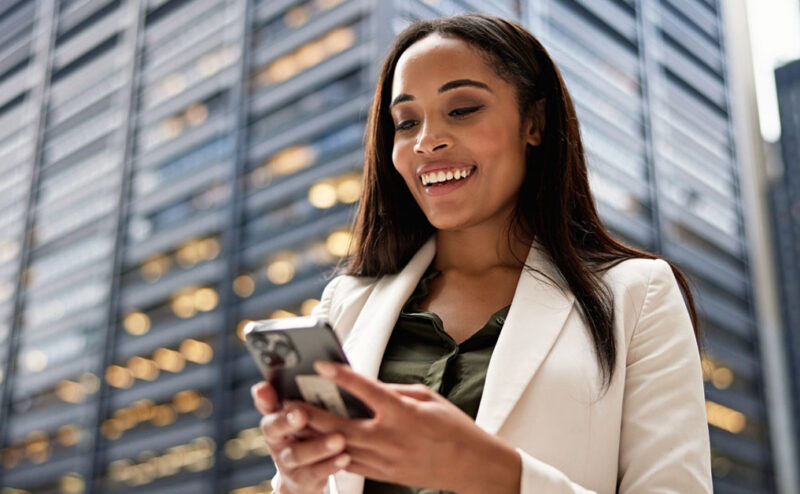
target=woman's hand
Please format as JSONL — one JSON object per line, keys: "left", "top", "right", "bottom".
{"left": 286, "top": 361, "right": 521, "bottom": 494}
{"left": 251, "top": 381, "right": 352, "bottom": 493}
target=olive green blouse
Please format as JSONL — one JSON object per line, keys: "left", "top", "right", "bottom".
{"left": 363, "top": 262, "right": 510, "bottom": 494}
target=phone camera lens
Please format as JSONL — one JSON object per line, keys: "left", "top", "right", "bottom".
{"left": 274, "top": 341, "right": 291, "bottom": 357}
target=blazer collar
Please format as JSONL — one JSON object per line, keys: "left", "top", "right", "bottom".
{"left": 334, "top": 234, "right": 576, "bottom": 494}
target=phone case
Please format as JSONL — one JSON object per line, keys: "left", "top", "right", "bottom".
{"left": 244, "top": 316, "right": 373, "bottom": 419}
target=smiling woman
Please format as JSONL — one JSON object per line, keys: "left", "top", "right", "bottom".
{"left": 252, "top": 12, "right": 713, "bottom": 494}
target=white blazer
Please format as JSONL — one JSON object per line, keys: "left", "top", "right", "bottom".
{"left": 272, "top": 236, "right": 713, "bottom": 493}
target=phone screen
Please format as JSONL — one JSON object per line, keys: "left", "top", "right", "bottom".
{"left": 244, "top": 316, "right": 372, "bottom": 419}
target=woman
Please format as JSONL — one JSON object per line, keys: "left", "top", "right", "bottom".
{"left": 252, "top": 13, "right": 713, "bottom": 494}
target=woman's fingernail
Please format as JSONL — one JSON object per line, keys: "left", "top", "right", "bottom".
{"left": 335, "top": 454, "right": 350, "bottom": 468}
{"left": 326, "top": 435, "right": 344, "bottom": 451}
{"left": 314, "top": 361, "right": 336, "bottom": 378}
{"left": 287, "top": 410, "right": 302, "bottom": 426}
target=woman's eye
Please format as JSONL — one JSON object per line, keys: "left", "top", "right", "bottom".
{"left": 449, "top": 105, "right": 484, "bottom": 117}
{"left": 395, "top": 120, "right": 417, "bottom": 131}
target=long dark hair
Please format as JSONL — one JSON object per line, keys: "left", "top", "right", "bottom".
{"left": 345, "top": 13, "right": 703, "bottom": 391}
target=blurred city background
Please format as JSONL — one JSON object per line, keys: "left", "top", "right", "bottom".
{"left": 0, "top": 0, "right": 798, "bottom": 493}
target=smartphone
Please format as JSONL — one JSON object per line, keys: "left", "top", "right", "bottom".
{"left": 243, "top": 316, "right": 373, "bottom": 419}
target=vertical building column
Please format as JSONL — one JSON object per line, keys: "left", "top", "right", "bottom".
{"left": 720, "top": 1, "right": 799, "bottom": 493}
{"left": 212, "top": 0, "right": 253, "bottom": 491}
{"left": 0, "top": 0, "right": 56, "bottom": 485}
{"left": 88, "top": 1, "right": 146, "bottom": 492}
{"left": 634, "top": 0, "right": 664, "bottom": 253}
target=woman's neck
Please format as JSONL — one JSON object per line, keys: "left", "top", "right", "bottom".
{"left": 433, "top": 221, "right": 533, "bottom": 275}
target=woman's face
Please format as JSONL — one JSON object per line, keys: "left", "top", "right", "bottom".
{"left": 389, "top": 33, "right": 541, "bottom": 232}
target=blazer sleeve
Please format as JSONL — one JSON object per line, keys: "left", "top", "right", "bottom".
{"left": 515, "top": 259, "right": 712, "bottom": 493}
{"left": 270, "top": 276, "right": 343, "bottom": 494}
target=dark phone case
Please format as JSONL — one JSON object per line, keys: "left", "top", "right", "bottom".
{"left": 244, "top": 316, "right": 373, "bottom": 419}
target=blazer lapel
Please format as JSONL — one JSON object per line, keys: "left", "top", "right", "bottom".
{"left": 340, "top": 235, "right": 436, "bottom": 377}
{"left": 333, "top": 236, "right": 575, "bottom": 493}
{"left": 474, "top": 241, "right": 576, "bottom": 435}
{"left": 333, "top": 237, "right": 435, "bottom": 494}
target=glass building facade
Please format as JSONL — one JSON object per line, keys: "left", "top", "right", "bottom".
{"left": 772, "top": 57, "right": 800, "bottom": 479}
{"left": 0, "top": 0, "right": 780, "bottom": 492}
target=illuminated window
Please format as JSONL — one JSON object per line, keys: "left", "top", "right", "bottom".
{"left": 705, "top": 400, "right": 746, "bottom": 434}
{"left": 256, "top": 25, "right": 357, "bottom": 87}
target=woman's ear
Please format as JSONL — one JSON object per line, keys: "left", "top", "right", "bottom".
{"left": 525, "top": 98, "right": 547, "bottom": 146}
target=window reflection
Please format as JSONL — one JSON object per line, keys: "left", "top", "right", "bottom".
{"left": 254, "top": 22, "right": 362, "bottom": 88}
{"left": 248, "top": 121, "right": 363, "bottom": 189}
{"left": 143, "top": 45, "right": 237, "bottom": 109}
{"left": 138, "top": 92, "right": 225, "bottom": 153}
{"left": 102, "top": 389, "right": 213, "bottom": 441}
{"left": 251, "top": 69, "right": 364, "bottom": 138}
{"left": 120, "top": 284, "right": 221, "bottom": 332}
{"left": 105, "top": 437, "right": 215, "bottom": 487}
{"left": 242, "top": 228, "right": 351, "bottom": 296}
{"left": 253, "top": 0, "right": 348, "bottom": 47}
{"left": 1, "top": 425, "right": 87, "bottom": 470}
{"left": 134, "top": 136, "right": 235, "bottom": 197}
{"left": 143, "top": 1, "right": 229, "bottom": 71}
{"left": 22, "top": 277, "right": 109, "bottom": 331}
{"left": 33, "top": 193, "right": 118, "bottom": 247}
{"left": 27, "top": 236, "right": 115, "bottom": 289}
{"left": 127, "top": 182, "right": 230, "bottom": 243}
{"left": 16, "top": 328, "right": 100, "bottom": 376}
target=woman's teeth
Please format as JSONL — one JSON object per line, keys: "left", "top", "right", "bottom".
{"left": 421, "top": 167, "right": 473, "bottom": 186}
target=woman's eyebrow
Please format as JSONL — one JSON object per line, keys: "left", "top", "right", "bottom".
{"left": 390, "top": 79, "right": 492, "bottom": 108}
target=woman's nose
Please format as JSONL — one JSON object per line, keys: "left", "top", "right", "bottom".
{"left": 413, "top": 121, "right": 451, "bottom": 154}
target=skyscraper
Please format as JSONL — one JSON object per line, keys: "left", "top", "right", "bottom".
{"left": 0, "top": 0, "right": 787, "bottom": 492}
{"left": 772, "top": 56, "right": 800, "bottom": 482}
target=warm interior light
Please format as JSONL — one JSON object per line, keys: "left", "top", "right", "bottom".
{"left": 127, "top": 356, "right": 160, "bottom": 381}
{"left": 179, "top": 339, "right": 213, "bottom": 364}
{"left": 267, "top": 146, "right": 317, "bottom": 176}
{"left": 270, "top": 310, "right": 296, "bottom": 319}
{"left": 336, "top": 174, "right": 361, "bottom": 203}
{"left": 706, "top": 400, "right": 746, "bottom": 434}
{"left": 101, "top": 419, "right": 122, "bottom": 440}
{"left": 151, "top": 404, "right": 177, "bottom": 427}
{"left": 712, "top": 367, "right": 733, "bottom": 389}
{"left": 308, "top": 181, "right": 338, "bottom": 209}
{"left": 141, "top": 255, "right": 171, "bottom": 282}
{"left": 56, "top": 380, "right": 85, "bottom": 403}
{"left": 284, "top": 5, "right": 310, "bottom": 28}
{"left": 300, "top": 298, "right": 320, "bottom": 316}
{"left": 59, "top": 472, "right": 84, "bottom": 494}
{"left": 198, "top": 237, "right": 221, "bottom": 260}
{"left": 233, "top": 274, "right": 255, "bottom": 297}
{"left": 173, "top": 390, "right": 203, "bottom": 413}
{"left": 236, "top": 320, "right": 252, "bottom": 341}
{"left": 171, "top": 292, "right": 197, "bottom": 319}
{"left": 25, "top": 431, "right": 50, "bottom": 464}
{"left": 124, "top": 312, "right": 151, "bottom": 335}
{"left": 184, "top": 103, "right": 209, "bottom": 126}
{"left": 80, "top": 372, "right": 100, "bottom": 394}
{"left": 266, "top": 252, "right": 296, "bottom": 285}
{"left": 56, "top": 425, "right": 81, "bottom": 448}
{"left": 105, "top": 365, "right": 134, "bottom": 389}
{"left": 153, "top": 348, "right": 186, "bottom": 373}
{"left": 160, "top": 116, "right": 184, "bottom": 140}
{"left": 326, "top": 230, "right": 353, "bottom": 257}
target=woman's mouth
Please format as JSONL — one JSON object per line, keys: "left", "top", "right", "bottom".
{"left": 419, "top": 166, "right": 475, "bottom": 186}
{"left": 418, "top": 166, "right": 476, "bottom": 196}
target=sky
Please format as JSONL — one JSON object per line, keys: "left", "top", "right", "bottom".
{"left": 746, "top": 0, "right": 800, "bottom": 142}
